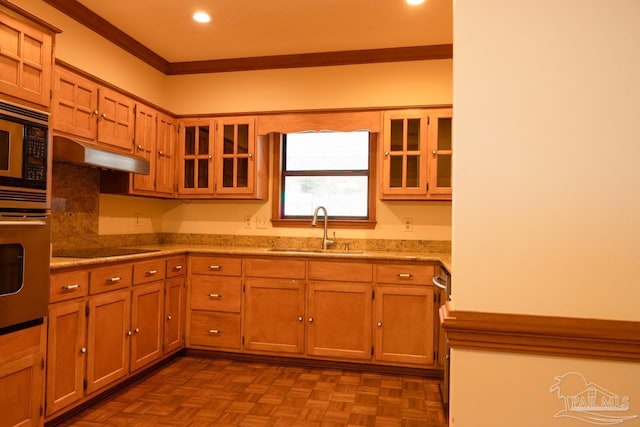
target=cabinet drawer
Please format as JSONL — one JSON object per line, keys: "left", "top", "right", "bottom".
{"left": 190, "top": 277, "right": 241, "bottom": 313}
{"left": 308, "top": 261, "right": 372, "bottom": 282}
{"left": 133, "top": 258, "right": 165, "bottom": 285}
{"left": 189, "top": 311, "right": 241, "bottom": 349}
{"left": 166, "top": 256, "right": 186, "bottom": 278}
{"left": 245, "top": 258, "right": 306, "bottom": 279}
{"left": 190, "top": 256, "right": 242, "bottom": 276}
{"left": 375, "top": 263, "right": 435, "bottom": 285}
{"left": 50, "top": 270, "right": 89, "bottom": 303}
{"left": 89, "top": 263, "right": 133, "bottom": 294}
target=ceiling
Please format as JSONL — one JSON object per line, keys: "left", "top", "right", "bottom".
{"left": 70, "top": 0, "right": 452, "bottom": 67}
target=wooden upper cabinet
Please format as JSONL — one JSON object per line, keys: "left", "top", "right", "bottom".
{"left": 380, "top": 108, "right": 452, "bottom": 201}
{"left": 52, "top": 66, "right": 134, "bottom": 152}
{"left": 132, "top": 104, "right": 157, "bottom": 194}
{"left": 177, "top": 119, "right": 214, "bottom": 195}
{"left": 214, "top": 116, "right": 268, "bottom": 199}
{"left": 0, "top": 4, "right": 56, "bottom": 108}
{"left": 155, "top": 112, "right": 177, "bottom": 196}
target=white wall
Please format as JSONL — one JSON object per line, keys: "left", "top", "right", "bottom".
{"left": 452, "top": 0, "right": 640, "bottom": 425}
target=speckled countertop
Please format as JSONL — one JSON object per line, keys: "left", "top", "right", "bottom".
{"left": 50, "top": 243, "right": 452, "bottom": 272}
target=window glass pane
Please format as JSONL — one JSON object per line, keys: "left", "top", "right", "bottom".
{"left": 238, "top": 124, "right": 249, "bottom": 154}
{"left": 407, "top": 118, "right": 421, "bottom": 151}
{"left": 406, "top": 155, "right": 420, "bottom": 188}
{"left": 198, "top": 126, "right": 209, "bottom": 155}
{"left": 390, "top": 156, "right": 403, "bottom": 188}
{"left": 285, "top": 131, "right": 368, "bottom": 171}
{"left": 223, "top": 158, "right": 234, "bottom": 187}
{"left": 184, "top": 127, "right": 195, "bottom": 156}
{"left": 184, "top": 159, "right": 194, "bottom": 188}
{"left": 197, "top": 159, "right": 208, "bottom": 188}
{"left": 283, "top": 176, "right": 368, "bottom": 217}
{"left": 390, "top": 119, "right": 403, "bottom": 151}
{"left": 0, "top": 244, "right": 23, "bottom": 295}
{"left": 1, "top": 131, "right": 10, "bottom": 170}
{"left": 223, "top": 124, "right": 234, "bottom": 155}
{"left": 237, "top": 158, "right": 248, "bottom": 187}
{"left": 437, "top": 154, "right": 452, "bottom": 187}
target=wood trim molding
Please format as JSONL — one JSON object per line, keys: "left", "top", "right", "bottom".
{"left": 168, "top": 45, "right": 453, "bottom": 75}
{"left": 41, "top": 0, "right": 452, "bottom": 75}
{"left": 441, "top": 302, "right": 640, "bottom": 362}
{"left": 0, "top": 0, "right": 62, "bottom": 33}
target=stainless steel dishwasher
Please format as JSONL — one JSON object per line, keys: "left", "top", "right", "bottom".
{"left": 433, "top": 267, "right": 451, "bottom": 407}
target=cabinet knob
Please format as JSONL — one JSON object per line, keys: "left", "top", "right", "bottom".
{"left": 432, "top": 150, "right": 437, "bottom": 155}
{"left": 80, "top": 347, "right": 87, "bottom": 354}
{"left": 377, "top": 321, "right": 383, "bottom": 328}
{"left": 101, "top": 113, "right": 107, "bottom": 119}
{"left": 93, "top": 110, "right": 99, "bottom": 116}
{"left": 208, "top": 329, "right": 221, "bottom": 334}
{"left": 158, "top": 151, "right": 165, "bottom": 157}
{"left": 384, "top": 151, "right": 389, "bottom": 157}
{"left": 298, "top": 316, "right": 303, "bottom": 322}
{"left": 208, "top": 155, "right": 213, "bottom": 160}
{"left": 137, "top": 144, "right": 144, "bottom": 151}
{"left": 248, "top": 153, "right": 253, "bottom": 159}
{"left": 134, "top": 328, "right": 140, "bottom": 334}
{"left": 167, "top": 315, "right": 172, "bottom": 321}
{"left": 308, "top": 317, "right": 314, "bottom": 323}
{"left": 127, "top": 330, "right": 132, "bottom": 336}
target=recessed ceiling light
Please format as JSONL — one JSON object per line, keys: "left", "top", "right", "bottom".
{"left": 406, "top": 0, "right": 425, "bottom": 5}
{"left": 193, "top": 11, "right": 211, "bottom": 23}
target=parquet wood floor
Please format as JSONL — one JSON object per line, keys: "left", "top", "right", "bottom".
{"left": 54, "top": 356, "right": 448, "bottom": 427}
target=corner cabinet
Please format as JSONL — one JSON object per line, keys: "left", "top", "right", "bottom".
{"left": 177, "top": 116, "right": 268, "bottom": 200}
{"left": 380, "top": 108, "right": 452, "bottom": 201}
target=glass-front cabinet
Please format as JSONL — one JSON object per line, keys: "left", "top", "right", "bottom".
{"left": 380, "top": 108, "right": 452, "bottom": 201}
{"left": 178, "top": 119, "right": 214, "bottom": 195}
{"left": 177, "top": 116, "right": 267, "bottom": 199}
{"left": 215, "top": 116, "right": 256, "bottom": 196}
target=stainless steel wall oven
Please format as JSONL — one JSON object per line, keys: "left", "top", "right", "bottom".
{"left": 0, "top": 100, "right": 50, "bottom": 331}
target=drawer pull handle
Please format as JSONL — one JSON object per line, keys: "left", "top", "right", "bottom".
{"left": 398, "top": 273, "right": 413, "bottom": 278}
{"left": 208, "top": 265, "right": 221, "bottom": 270}
{"left": 208, "top": 293, "right": 222, "bottom": 298}
{"left": 80, "top": 347, "right": 87, "bottom": 354}
{"left": 208, "top": 329, "right": 221, "bottom": 334}
{"left": 107, "top": 276, "right": 122, "bottom": 283}
{"left": 173, "top": 265, "right": 183, "bottom": 271}
{"left": 146, "top": 269, "right": 158, "bottom": 276}
{"left": 62, "top": 284, "right": 81, "bottom": 290}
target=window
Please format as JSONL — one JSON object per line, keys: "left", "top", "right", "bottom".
{"left": 272, "top": 131, "right": 377, "bottom": 228}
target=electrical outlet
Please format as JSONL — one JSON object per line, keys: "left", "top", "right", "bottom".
{"left": 256, "top": 217, "right": 270, "bottom": 229}
{"left": 133, "top": 212, "right": 141, "bottom": 227}
{"left": 403, "top": 217, "right": 413, "bottom": 232}
{"left": 243, "top": 216, "right": 253, "bottom": 229}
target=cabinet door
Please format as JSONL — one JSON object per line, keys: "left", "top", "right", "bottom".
{"left": 0, "top": 9, "right": 53, "bottom": 107}
{"left": 244, "top": 278, "right": 305, "bottom": 354}
{"left": 86, "top": 290, "right": 131, "bottom": 395}
{"left": 381, "top": 110, "right": 429, "bottom": 199}
{"left": 214, "top": 116, "right": 257, "bottom": 197}
{"left": 306, "top": 282, "right": 372, "bottom": 360}
{"left": 164, "top": 277, "right": 185, "bottom": 354}
{"left": 130, "top": 281, "right": 164, "bottom": 372}
{"left": 155, "top": 113, "right": 176, "bottom": 196}
{"left": 178, "top": 120, "right": 214, "bottom": 195}
{"left": 97, "top": 88, "right": 134, "bottom": 152}
{"left": 374, "top": 285, "right": 434, "bottom": 365}
{"left": 132, "top": 104, "right": 157, "bottom": 194}
{"left": 46, "top": 300, "right": 86, "bottom": 416}
{"left": 427, "top": 108, "right": 453, "bottom": 197}
{"left": 52, "top": 67, "right": 99, "bottom": 139}
{"left": 0, "top": 324, "right": 44, "bottom": 427}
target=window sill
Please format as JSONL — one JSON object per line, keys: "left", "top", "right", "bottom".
{"left": 271, "top": 219, "right": 377, "bottom": 229}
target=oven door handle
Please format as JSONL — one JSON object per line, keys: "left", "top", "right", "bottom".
{"left": 0, "top": 219, "right": 48, "bottom": 227}
{"left": 432, "top": 275, "right": 448, "bottom": 291}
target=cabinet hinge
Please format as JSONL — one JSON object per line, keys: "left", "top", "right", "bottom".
{"left": 85, "top": 305, "right": 90, "bottom": 317}
{"left": 242, "top": 336, "right": 245, "bottom": 346}
{"left": 41, "top": 357, "right": 45, "bottom": 370}
{"left": 242, "top": 283, "right": 245, "bottom": 293}
{"left": 434, "top": 351, "right": 438, "bottom": 360}
{"left": 50, "top": 89, "right": 53, "bottom": 100}
{"left": 83, "top": 379, "right": 88, "bottom": 390}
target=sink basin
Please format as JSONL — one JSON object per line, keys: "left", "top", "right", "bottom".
{"left": 266, "top": 248, "right": 363, "bottom": 254}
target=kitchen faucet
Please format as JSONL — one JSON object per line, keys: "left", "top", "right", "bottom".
{"left": 311, "top": 206, "right": 335, "bottom": 250}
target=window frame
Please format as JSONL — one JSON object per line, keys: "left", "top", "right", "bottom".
{"left": 271, "top": 132, "right": 377, "bottom": 229}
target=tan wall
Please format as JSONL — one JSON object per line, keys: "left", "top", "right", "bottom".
{"left": 452, "top": 0, "right": 640, "bottom": 425}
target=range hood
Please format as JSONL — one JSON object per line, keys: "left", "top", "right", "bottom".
{"left": 53, "top": 136, "right": 150, "bottom": 175}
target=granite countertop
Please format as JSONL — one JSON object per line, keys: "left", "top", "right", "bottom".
{"left": 50, "top": 243, "right": 452, "bottom": 272}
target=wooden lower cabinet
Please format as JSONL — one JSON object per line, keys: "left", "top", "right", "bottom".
{"left": 0, "top": 322, "right": 46, "bottom": 427}
{"left": 164, "top": 277, "right": 185, "bottom": 354}
{"left": 130, "top": 282, "right": 164, "bottom": 372}
{"left": 86, "top": 289, "right": 131, "bottom": 395}
{"left": 374, "top": 285, "right": 434, "bottom": 365}
{"left": 46, "top": 301, "right": 86, "bottom": 416}
{"left": 306, "top": 282, "right": 372, "bottom": 360}
{"left": 189, "top": 311, "right": 241, "bottom": 349}
{"left": 243, "top": 278, "right": 305, "bottom": 354}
